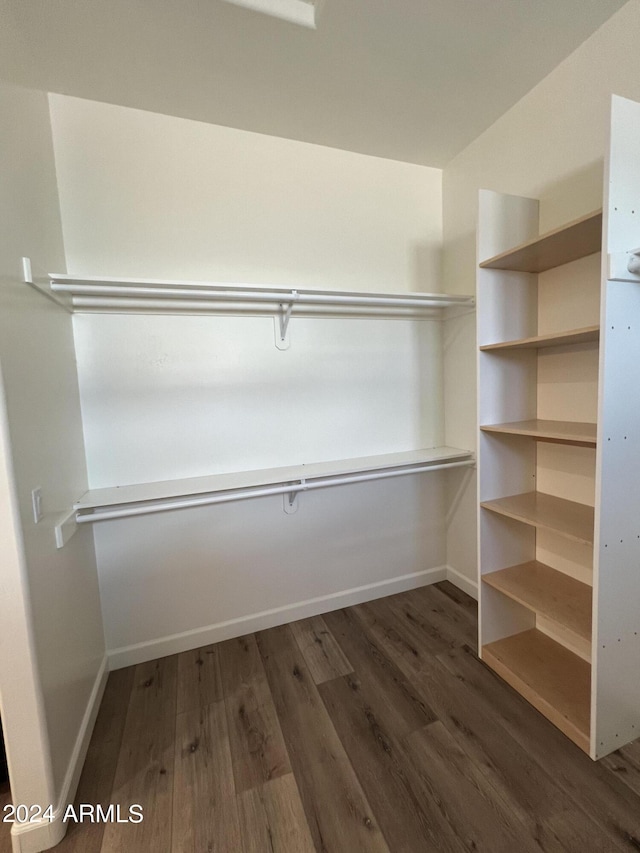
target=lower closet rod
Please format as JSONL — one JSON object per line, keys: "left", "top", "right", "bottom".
{"left": 76, "top": 459, "right": 475, "bottom": 524}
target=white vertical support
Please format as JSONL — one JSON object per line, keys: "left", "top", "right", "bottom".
{"left": 477, "top": 190, "right": 539, "bottom": 652}
{"left": 592, "top": 95, "right": 640, "bottom": 758}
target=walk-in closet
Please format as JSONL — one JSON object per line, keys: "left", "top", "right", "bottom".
{"left": 1, "top": 2, "right": 640, "bottom": 851}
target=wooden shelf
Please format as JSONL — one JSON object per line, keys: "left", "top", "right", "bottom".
{"left": 479, "top": 325, "right": 599, "bottom": 352}
{"left": 76, "top": 446, "right": 473, "bottom": 511}
{"left": 480, "top": 491, "right": 594, "bottom": 545}
{"left": 479, "top": 210, "right": 602, "bottom": 273}
{"left": 480, "top": 419, "right": 597, "bottom": 447}
{"left": 482, "top": 629, "right": 591, "bottom": 752}
{"left": 482, "top": 562, "right": 592, "bottom": 661}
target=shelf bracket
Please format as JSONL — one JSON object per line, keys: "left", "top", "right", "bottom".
{"left": 283, "top": 476, "right": 307, "bottom": 513}
{"left": 54, "top": 509, "right": 79, "bottom": 549}
{"left": 22, "top": 258, "right": 73, "bottom": 313}
{"left": 283, "top": 490, "right": 298, "bottom": 514}
{"left": 274, "top": 290, "right": 298, "bottom": 350}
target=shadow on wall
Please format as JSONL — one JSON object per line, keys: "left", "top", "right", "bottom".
{"left": 443, "top": 157, "right": 605, "bottom": 295}
{"left": 538, "top": 159, "right": 604, "bottom": 230}
{"left": 409, "top": 240, "right": 443, "bottom": 294}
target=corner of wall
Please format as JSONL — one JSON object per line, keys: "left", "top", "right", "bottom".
{"left": 0, "top": 79, "right": 107, "bottom": 849}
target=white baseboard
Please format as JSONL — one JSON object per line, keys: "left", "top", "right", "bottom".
{"left": 446, "top": 565, "right": 478, "bottom": 600}
{"left": 11, "top": 656, "right": 109, "bottom": 853}
{"left": 108, "top": 566, "right": 448, "bottom": 669}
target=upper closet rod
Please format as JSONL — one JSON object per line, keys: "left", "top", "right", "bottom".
{"left": 50, "top": 281, "right": 474, "bottom": 310}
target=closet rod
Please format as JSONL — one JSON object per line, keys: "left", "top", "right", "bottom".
{"left": 50, "top": 282, "right": 474, "bottom": 309}
{"left": 75, "top": 458, "right": 475, "bottom": 524}
{"left": 66, "top": 298, "right": 444, "bottom": 316}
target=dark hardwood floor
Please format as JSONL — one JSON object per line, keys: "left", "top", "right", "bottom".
{"left": 5, "top": 581, "right": 640, "bottom": 851}
{"left": 0, "top": 782, "right": 10, "bottom": 853}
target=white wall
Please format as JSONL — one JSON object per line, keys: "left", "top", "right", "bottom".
{"left": 48, "top": 95, "right": 442, "bottom": 291}
{"left": 47, "top": 95, "right": 451, "bottom": 664}
{"left": 0, "top": 81, "right": 106, "bottom": 848}
{"left": 442, "top": 0, "right": 640, "bottom": 587}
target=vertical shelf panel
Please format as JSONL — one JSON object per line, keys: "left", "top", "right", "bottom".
{"left": 477, "top": 191, "right": 540, "bottom": 652}
{"left": 591, "top": 94, "right": 640, "bottom": 758}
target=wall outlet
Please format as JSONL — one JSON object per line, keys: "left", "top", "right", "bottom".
{"left": 31, "top": 487, "right": 43, "bottom": 523}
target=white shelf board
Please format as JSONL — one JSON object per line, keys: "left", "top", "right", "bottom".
{"left": 75, "top": 446, "right": 473, "bottom": 511}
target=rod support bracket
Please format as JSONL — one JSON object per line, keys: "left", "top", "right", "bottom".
{"left": 22, "top": 257, "right": 74, "bottom": 313}
{"left": 274, "top": 290, "right": 298, "bottom": 350}
{"left": 55, "top": 509, "right": 79, "bottom": 549}
{"left": 283, "top": 489, "right": 298, "bottom": 514}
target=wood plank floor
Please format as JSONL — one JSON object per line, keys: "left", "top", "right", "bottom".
{"left": 3, "top": 581, "right": 640, "bottom": 852}
{"left": 0, "top": 782, "right": 10, "bottom": 853}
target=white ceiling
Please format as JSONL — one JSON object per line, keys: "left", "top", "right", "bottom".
{"left": 0, "top": 0, "right": 627, "bottom": 166}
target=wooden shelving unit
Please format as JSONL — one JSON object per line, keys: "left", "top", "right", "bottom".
{"left": 480, "top": 419, "right": 596, "bottom": 447}
{"left": 479, "top": 210, "right": 602, "bottom": 273}
{"left": 482, "top": 629, "right": 591, "bottom": 752}
{"left": 477, "top": 182, "right": 604, "bottom": 759}
{"left": 482, "top": 561, "right": 592, "bottom": 661}
{"left": 479, "top": 325, "right": 599, "bottom": 352}
{"left": 478, "top": 97, "right": 640, "bottom": 763}
{"left": 480, "top": 491, "right": 595, "bottom": 546}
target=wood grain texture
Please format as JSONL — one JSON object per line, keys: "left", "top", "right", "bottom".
{"left": 483, "top": 561, "right": 592, "bottom": 661}
{"left": 437, "top": 644, "right": 640, "bottom": 851}
{"left": 353, "top": 583, "right": 476, "bottom": 665}
{"left": 172, "top": 701, "right": 241, "bottom": 853}
{"left": 479, "top": 209, "right": 602, "bottom": 273}
{"left": 256, "top": 624, "right": 390, "bottom": 853}
{"left": 176, "top": 645, "right": 223, "bottom": 714}
{"left": 323, "top": 606, "right": 437, "bottom": 736}
{"left": 49, "top": 584, "right": 640, "bottom": 853}
{"left": 601, "top": 741, "right": 640, "bottom": 798}
{"left": 482, "top": 629, "right": 591, "bottom": 752}
{"left": 101, "top": 656, "right": 177, "bottom": 853}
{"left": 289, "top": 615, "right": 353, "bottom": 684}
{"left": 237, "top": 774, "right": 315, "bottom": 853}
{"left": 404, "top": 583, "right": 478, "bottom": 649}
{"left": 363, "top": 603, "right": 622, "bottom": 852}
{"left": 393, "top": 617, "right": 600, "bottom": 849}
{"left": 0, "top": 784, "right": 11, "bottom": 853}
{"left": 480, "top": 419, "right": 597, "bottom": 447}
{"left": 218, "top": 634, "right": 291, "bottom": 794}
{"left": 481, "top": 490, "right": 595, "bottom": 545}
{"left": 404, "top": 721, "right": 540, "bottom": 853}
{"left": 60, "top": 668, "right": 134, "bottom": 853}
{"left": 318, "top": 673, "right": 466, "bottom": 853}
{"left": 355, "top": 594, "right": 454, "bottom": 665}
{"left": 479, "top": 325, "right": 600, "bottom": 352}
{"left": 434, "top": 579, "right": 479, "bottom": 613}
